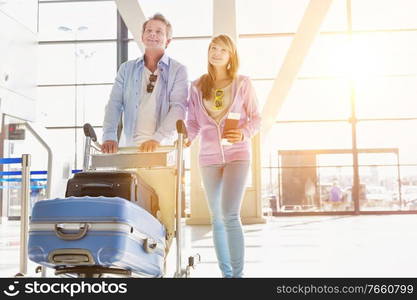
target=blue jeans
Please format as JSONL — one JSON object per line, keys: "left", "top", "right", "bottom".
{"left": 200, "top": 160, "right": 250, "bottom": 278}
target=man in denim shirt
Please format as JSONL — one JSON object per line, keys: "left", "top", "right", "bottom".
{"left": 102, "top": 13, "right": 188, "bottom": 153}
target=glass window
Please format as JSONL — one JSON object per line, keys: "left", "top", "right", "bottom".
{"left": 76, "top": 85, "right": 113, "bottom": 127}
{"left": 356, "top": 77, "right": 417, "bottom": 119}
{"left": 278, "top": 79, "right": 350, "bottom": 121}
{"left": 300, "top": 32, "right": 417, "bottom": 78}
{"left": 352, "top": 0, "right": 417, "bottom": 30}
{"left": 128, "top": 41, "right": 142, "bottom": 60}
{"left": 358, "top": 165, "right": 399, "bottom": 211}
{"left": 239, "top": 36, "right": 292, "bottom": 79}
{"left": 166, "top": 39, "right": 210, "bottom": 80}
{"left": 2, "top": 117, "right": 49, "bottom": 218}
{"left": 47, "top": 127, "right": 103, "bottom": 170}
{"left": 358, "top": 152, "right": 398, "bottom": 166}
{"left": 251, "top": 80, "right": 274, "bottom": 110}
{"left": 2, "top": 116, "right": 48, "bottom": 172}
{"left": 38, "top": 42, "right": 117, "bottom": 85}
{"left": 258, "top": 78, "right": 351, "bottom": 128}
{"left": 237, "top": 0, "right": 309, "bottom": 34}
{"left": 0, "top": 0, "right": 38, "bottom": 33}
{"left": 128, "top": 0, "right": 212, "bottom": 38}
{"left": 37, "top": 85, "right": 112, "bottom": 127}
{"left": 299, "top": 34, "right": 350, "bottom": 77}
{"left": 237, "top": 0, "right": 347, "bottom": 34}
{"left": 37, "top": 86, "right": 75, "bottom": 127}
{"left": 276, "top": 150, "right": 354, "bottom": 213}
{"left": 39, "top": 1, "right": 117, "bottom": 41}
{"left": 316, "top": 165, "right": 354, "bottom": 212}
{"left": 350, "top": 32, "right": 417, "bottom": 76}
{"left": 357, "top": 154, "right": 401, "bottom": 211}
{"left": 356, "top": 120, "right": 417, "bottom": 165}
{"left": 270, "top": 122, "right": 352, "bottom": 150}
{"left": 38, "top": 43, "right": 75, "bottom": 84}
{"left": 318, "top": 153, "right": 353, "bottom": 167}
{"left": 320, "top": 0, "right": 348, "bottom": 32}
{"left": 398, "top": 166, "right": 417, "bottom": 211}
{"left": 400, "top": 166, "right": 417, "bottom": 185}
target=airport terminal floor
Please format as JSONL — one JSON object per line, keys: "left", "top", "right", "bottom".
{"left": 2, "top": 215, "right": 417, "bottom": 278}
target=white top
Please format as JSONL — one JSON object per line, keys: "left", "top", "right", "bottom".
{"left": 133, "top": 67, "right": 159, "bottom": 145}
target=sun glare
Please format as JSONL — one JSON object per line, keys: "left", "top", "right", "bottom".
{"left": 340, "top": 33, "right": 386, "bottom": 81}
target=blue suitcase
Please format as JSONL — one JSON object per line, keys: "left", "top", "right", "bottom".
{"left": 28, "top": 196, "right": 166, "bottom": 277}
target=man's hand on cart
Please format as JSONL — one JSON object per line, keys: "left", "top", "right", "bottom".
{"left": 101, "top": 140, "right": 118, "bottom": 153}
{"left": 139, "top": 140, "right": 160, "bottom": 152}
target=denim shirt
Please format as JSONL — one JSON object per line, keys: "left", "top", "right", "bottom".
{"left": 102, "top": 54, "right": 189, "bottom": 146}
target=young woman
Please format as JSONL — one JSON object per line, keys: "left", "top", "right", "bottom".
{"left": 186, "top": 34, "right": 261, "bottom": 277}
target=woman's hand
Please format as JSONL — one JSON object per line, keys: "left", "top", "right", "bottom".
{"left": 223, "top": 129, "right": 244, "bottom": 144}
{"left": 184, "top": 138, "right": 192, "bottom": 148}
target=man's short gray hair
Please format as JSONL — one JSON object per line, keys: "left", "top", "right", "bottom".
{"left": 142, "top": 13, "right": 173, "bottom": 39}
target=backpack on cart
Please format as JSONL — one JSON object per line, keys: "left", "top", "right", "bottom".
{"left": 65, "top": 171, "right": 160, "bottom": 219}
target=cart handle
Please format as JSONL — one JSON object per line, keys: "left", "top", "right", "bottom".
{"left": 143, "top": 238, "right": 158, "bottom": 253}
{"left": 83, "top": 123, "right": 97, "bottom": 142}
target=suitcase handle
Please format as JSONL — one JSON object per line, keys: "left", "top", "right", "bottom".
{"left": 143, "top": 238, "right": 157, "bottom": 253}
{"left": 54, "top": 223, "right": 89, "bottom": 241}
{"left": 80, "top": 183, "right": 114, "bottom": 190}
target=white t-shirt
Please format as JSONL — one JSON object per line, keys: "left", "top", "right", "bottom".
{"left": 133, "top": 67, "right": 159, "bottom": 145}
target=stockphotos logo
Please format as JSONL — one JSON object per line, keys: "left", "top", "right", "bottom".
{"left": 2, "top": 280, "right": 127, "bottom": 297}
{"left": 3, "top": 281, "right": 20, "bottom": 297}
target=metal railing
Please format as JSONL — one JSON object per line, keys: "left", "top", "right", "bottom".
{"left": 0, "top": 155, "right": 31, "bottom": 276}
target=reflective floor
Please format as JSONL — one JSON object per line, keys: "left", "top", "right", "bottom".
{"left": 2, "top": 215, "right": 417, "bottom": 278}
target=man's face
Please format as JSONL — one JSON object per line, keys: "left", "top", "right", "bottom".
{"left": 142, "top": 19, "right": 170, "bottom": 50}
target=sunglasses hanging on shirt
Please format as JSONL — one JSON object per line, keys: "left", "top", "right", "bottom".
{"left": 147, "top": 74, "right": 158, "bottom": 93}
{"left": 213, "top": 88, "right": 224, "bottom": 110}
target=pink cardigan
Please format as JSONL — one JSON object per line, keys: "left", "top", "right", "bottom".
{"left": 186, "top": 75, "right": 261, "bottom": 167}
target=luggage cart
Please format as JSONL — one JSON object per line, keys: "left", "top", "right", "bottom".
{"left": 27, "top": 121, "right": 199, "bottom": 278}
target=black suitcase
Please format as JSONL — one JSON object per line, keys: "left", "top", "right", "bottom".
{"left": 65, "top": 171, "right": 160, "bottom": 218}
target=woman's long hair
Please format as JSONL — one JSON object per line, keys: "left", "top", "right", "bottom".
{"left": 197, "top": 34, "right": 239, "bottom": 100}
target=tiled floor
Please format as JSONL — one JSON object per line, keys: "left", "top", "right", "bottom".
{"left": 2, "top": 215, "right": 417, "bottom": 278}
